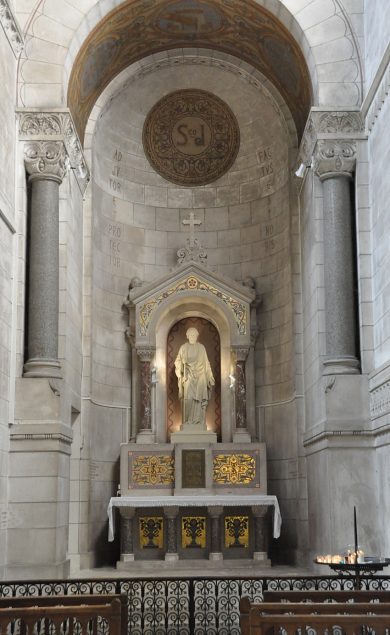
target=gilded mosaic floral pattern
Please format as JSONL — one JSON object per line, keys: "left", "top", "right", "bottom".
{"left": 130, "top": 454, "right": 175, "bottom": 487}
{"left": 138, "top": 275, "right": 247, "bottom": 336}
{"left": 213, "top": 453, "right": 256, "bottom": 485}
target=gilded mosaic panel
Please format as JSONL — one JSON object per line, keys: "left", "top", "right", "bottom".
{"left": 213, "top": 451, "right": 259, "bottom": 488}
{"left": 225, "top": 516, "right": 249, "bottom": 549}
{"left": 138, "top": 275, "right": 247, "bottom": 336}
{"left": 139, "top": 517, "right": 164, "bottom": 549}
{"left": 129, "top": 452, "right": 174, "bottom": 488}
{"left": 182, "top": 517, "right": 206, "bottom": 549}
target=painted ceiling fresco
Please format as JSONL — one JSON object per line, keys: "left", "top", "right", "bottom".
{"left": 68, "top": 0, "right": 313, "bottom": 142}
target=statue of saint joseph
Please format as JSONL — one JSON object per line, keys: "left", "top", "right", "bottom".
{"left": 174, "top": 327, "right": 215, "bottom": 427}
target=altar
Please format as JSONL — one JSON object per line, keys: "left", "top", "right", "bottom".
{"left": 113, "top": 215, "right": 281, "bottom": 568}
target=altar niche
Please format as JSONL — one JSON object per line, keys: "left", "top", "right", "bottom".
{"left": 167, "top": 317, "right": 221, "bottom": 440}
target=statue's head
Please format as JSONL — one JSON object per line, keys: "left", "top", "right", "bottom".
{"left": 186, "top": 327, "right": 199, "bottom": 344}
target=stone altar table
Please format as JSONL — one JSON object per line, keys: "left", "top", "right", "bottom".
{"left": 107, "top": 494, "right": 281, "bottom": 566}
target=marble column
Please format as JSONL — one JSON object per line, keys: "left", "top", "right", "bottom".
{"left": 24, "top": 141, "right": 67, "bottom": 378}
{"left": 208, "top": 506, "right": 223, "bottom": 561}
{"left": 233, "top": 347, "right": 251, "bottom": 442}
{"left": 164, "top": 507, "right": 179, "bottom": 561}
{"left": 315, "top": 141, "right": 360, "bottom": 375}
{"left": 252, "top": 506, "right": 269, "bottom": 562}
{"left": 136, "top": 348, "right": 155, "bottom": 443}
{"left": 119, "top": 508, "right": 136, "bottom": 563}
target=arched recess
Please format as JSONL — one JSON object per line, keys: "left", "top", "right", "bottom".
{"left": 15, "top": 0, "right": 363, "bottom": 142}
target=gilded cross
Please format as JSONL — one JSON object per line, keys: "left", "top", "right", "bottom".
{"left": 182, "top": 212, "right": 202, "bottom": 248}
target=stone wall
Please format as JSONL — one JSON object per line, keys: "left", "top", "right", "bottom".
{"left": 365, "top": 33, "right": 390, "bottom": 557}
{"left": 364, "top": 0, "right": 390, "bottom": 91}
{"left": 0, "top": 22, "right": 18, "bottom": 579}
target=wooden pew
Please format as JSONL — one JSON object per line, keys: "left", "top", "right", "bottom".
{"left": 263, "top": 590, "right": 390, "bottom": 603}
{"left": 249, "top": 613, "right": 390, "bottom": 635}
{"left": 0, "top": 596, "right": 124, "bottom": 635}
{"left": 240, "top": 596, "right": 390, "bottom": 635}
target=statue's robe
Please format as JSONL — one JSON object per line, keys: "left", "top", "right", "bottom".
{"left": 174, "top": 342, "right": 214, "bottom": 425}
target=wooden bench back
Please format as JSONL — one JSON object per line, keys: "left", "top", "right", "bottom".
{"left": 263, "top": 590, "right": 390, "bottom": 603}
{"left": 0, "top": 597, "right": 123, "bottom": 635}
{"left": 240, "top": 596, "right": 390, "bottom": 635}
{"left": 250, "top": 613, "right": 390, "bottom": 635}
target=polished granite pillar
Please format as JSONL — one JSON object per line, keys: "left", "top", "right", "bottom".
{"left": 24, "top": 141, "right": 67, "bottom": 378}
{"left": 315, "top": 140, "right": 360, "bottom": 375}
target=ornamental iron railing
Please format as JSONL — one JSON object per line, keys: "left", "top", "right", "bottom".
{"left": 0, "top": 575, "right": 390, "bottom": 634}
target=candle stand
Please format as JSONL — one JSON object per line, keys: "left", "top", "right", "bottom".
{"left": 314, "top": 559, "right": 390, "bottom": 590}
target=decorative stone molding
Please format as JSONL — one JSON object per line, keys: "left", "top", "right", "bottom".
{"left": 0, "top": 0, "right": 23, "bottom": 57}
{"left": 18, "top": 110, "right": 90, "bottom": 193}
{"left": 313, "top": 140, "right": 357, "bottom": 180}
{"left": 296, "top": 109, "right": 364, "bottom": 174}
{"left": 177, "top": 239, "right": 207, "bottom": 266}
{"left": 370, "top": 380, "right": 390, "bottom": 419}
{"left": 317, "top": 112, "right": 363, "bottom": 135}
{"left": 365, "top": 48, "right": 390, "bottom": 132}
{"left": 24, "top": 141, "right": 68, "bottom": 183}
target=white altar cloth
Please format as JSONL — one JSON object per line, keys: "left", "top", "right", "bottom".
{"left": 107, "top": 494, "right": 281, "bottom": 542}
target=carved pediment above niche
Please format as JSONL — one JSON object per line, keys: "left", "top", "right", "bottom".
{"left": 127, "top": 262, "right": 256, "bottom": 349}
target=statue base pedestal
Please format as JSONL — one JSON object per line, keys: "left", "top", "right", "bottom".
{"left": 171, "top": 425, "right": 217, "bottom": 444}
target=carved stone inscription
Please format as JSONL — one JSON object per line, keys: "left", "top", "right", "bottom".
{"left": 143, "top": 89, "right": 240, "bottom": 186}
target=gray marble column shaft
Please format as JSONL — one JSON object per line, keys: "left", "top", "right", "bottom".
{"left": 164, "top": 507, "right": 179, "bottom": 558}
{"left": 323, "top": 176, "right": 357, "bottom": 362}
{"left": 24, "top": 141, "right": 66, "bottom": 378}
{"left": 120, "top": 513, "right": 134, "bottom": 554}
{"left": 315, "top": 140, "right": 359, "bottom": 374}
{"left": 208, "top": 506, "right": 223, "bottom": 557}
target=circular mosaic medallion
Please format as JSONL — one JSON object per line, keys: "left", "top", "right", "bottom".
{"left": 142, "top": 89, "right": 240, "bottom": 186}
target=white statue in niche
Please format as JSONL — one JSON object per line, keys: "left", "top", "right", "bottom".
{"left": 174, "top": 327, "right": 215, "bottom": 427}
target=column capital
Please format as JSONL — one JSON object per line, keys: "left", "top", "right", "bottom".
{"left": 18, "top": 109, "right": 90, "bottom": 193}
{"left": 232, "top": 346, "right": 250, "bottom": 362}
{"left": 313, "top": 140, "right": 357, "bottom": 181}
{"left": 137, "top": 348, "right": 155, "bottom": 363}
{"left": 24, "top": 141, "right": 68, "bottom": 184}
{"left": 295, "top": 108, "right": 364, "bottom": 178}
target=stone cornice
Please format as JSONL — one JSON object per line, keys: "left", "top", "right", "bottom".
{"left": 0, "top": 0, "right": 23, "bottom": 57}
{"left": 304, "top": 424, "right": 390, "bottom": 448}
{"left": 18, "top": 109, "right": 90, "bottom": 194}
{"left": 362, "top": 41, "right": 390, "bottom": 132}
{"left": 296, "top": 109, "right": 365, "bottom": 174}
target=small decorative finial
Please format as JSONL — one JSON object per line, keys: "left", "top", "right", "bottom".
{"left": 177, "top": 212, "right": 207, "bottom": 265}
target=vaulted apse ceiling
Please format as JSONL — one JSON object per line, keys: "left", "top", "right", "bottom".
{"left": 68, "top": 0, "right": 313, "bottom": 142}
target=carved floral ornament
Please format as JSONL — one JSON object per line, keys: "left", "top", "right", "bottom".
{"left": 19, "top": 111, "right": 90, "bottom": 191}
{"left": 0, "top": 0, "right": 23, "bottom": 57}
{"left": 296, "top": 110, "right": 363, "bottom": 176}
{"left": 137, "top": 275, "right": 247, "bottom": 337}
